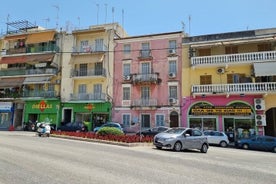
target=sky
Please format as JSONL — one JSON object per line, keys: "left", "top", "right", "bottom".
{"left": 1, "top": 0, "right": 276, "bottom": 37}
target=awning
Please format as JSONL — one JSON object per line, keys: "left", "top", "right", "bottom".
{"left": 253, "top": 62, "right": 276, "bottom": 76}
{"left": 0, "top": 54, "right": 54, "bottom": 64}
{"left": 23, "top": 76, "right": 50, "bottom": 84}
{"left": 0, "top": 77, "right": 25, "bottom": 88}
{"left": 4, "top": 34, "right": 27, "bottom": 40}
{"left": 25, "top": 31, "right": 55, "bottom": 44}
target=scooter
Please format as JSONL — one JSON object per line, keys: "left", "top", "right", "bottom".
{"left": 36, "top": 122, "right": 51, "bottom": 137}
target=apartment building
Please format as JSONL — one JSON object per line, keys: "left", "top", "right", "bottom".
{"left": 182, "top": 28, "right": 276, "bottom": 140}
{"left": 113, "top": 32, "right": 183, "bottom": 132}
{"left": 60, "top": 23, "right": 127, "bottom": 131}
{"left": 0, "top": 21, "right": 61, "bottom": 130}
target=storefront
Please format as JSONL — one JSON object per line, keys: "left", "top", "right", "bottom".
{"left": 182, "top": 96, "right": 261, "bottom": 142}
{"left": 0, "top": 102, "right": 13, "bottom": 129}
{"left": 61, "top": 102, "right": 111, "bottom": 131}
{"left": 23, "top": 99, "right": 61, "bottom": 128}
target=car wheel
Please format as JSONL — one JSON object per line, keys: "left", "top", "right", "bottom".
{"left": 173, "top": 141, "right": 182, "bottom": 152}
{"left": 201, "top": 144, "right": 208, "bottom": 153}
{"left": 272, "top": 147, "right": 276, "bottom": 153}
{"left": 219, "top": 141, "right": 228, "bottom": 147}
{"left": 156, "top": 146, "right": 162, "bottom": 150}
{"left": 242, "top": 144, "right": 249, "bottom": 150}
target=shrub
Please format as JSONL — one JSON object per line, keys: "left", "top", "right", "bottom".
{"left": 97, "top": 127, "right": 124, "bottom": 136}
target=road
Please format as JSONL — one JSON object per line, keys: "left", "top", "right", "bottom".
{"left": 0, "top": 131, "right": 276, "bottom": 184}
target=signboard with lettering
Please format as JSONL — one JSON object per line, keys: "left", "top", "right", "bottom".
{"left": 191, "top": 106, "right": 252, "bottom": 116}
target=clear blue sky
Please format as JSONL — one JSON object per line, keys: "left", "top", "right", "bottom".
{"left": 1, "top": 0, "right": 276, "bottom": 36}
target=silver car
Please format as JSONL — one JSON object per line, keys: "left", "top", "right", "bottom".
{"left": 153, "top": 127, "right": 209, "bottom": 153}
{"left": 203, "top": 130, "right": 229, "bottom": 147}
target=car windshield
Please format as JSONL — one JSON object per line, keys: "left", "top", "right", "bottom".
{"left": 165, "top": 128, "right": 186, "bottom": 134}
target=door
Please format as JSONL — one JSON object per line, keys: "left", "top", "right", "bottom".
{"left": 141, "top": 114, "right": 150, "bottom": 129}
{"left": 170, "top": 111, "right": 179, "bottom": 127}
{"left": 63, "top": 109, "right": 72, "bottom": 123}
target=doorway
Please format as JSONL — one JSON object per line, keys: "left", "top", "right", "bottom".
{"left": 170, "top": 111, "right": 179, "bottom": 127}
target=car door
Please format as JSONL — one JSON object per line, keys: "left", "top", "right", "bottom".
{"left": 250, "top": 137, "right": 262, "bottom": 150}
{"left": 180, "top": 129, "right": 193, "bottom": 149}
{"left": 191, "top": 129, "right": 205, "bottom": 149}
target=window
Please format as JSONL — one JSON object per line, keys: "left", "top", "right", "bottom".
{"left": 156, "top": 114, "right": 165, "bottom": 126}
{"left": 169, "top": 40, "right": 177, "bottom": 50}
{"left": 48, "top": 84, "right": 54, "bottom": 91}
{"left": 198, "top": 48, "right": 211, "bottom": 56}
{"left": 123, "top": 44, "right": 131, "bottom": 54}
{"left": 141, "top": 43, "right": 150, "bottom": 57}
{"left": 141, "top": 62, "right": 150, "bottom": 74}
{"left": 80, "top": 40, "right": 88, "bottom": 52}
{"left": 189, "top": 118, "right": 217, "bottom": 131}
{"left": 258, "top": 44, "right": 271, "bottom": 51}
{"left": 123, "top": 63, "right": 131, "bottom": 76}
{"left": 227, "top": 73, "right": 246, "bottom": 83}
{"left": 193, "top": 130, "right": 203, "bottom": 136}
{"left": 78, "top": 84, "right": 86, "bottom": 93}
{"left": 200, "top": 75, "right": 212, "bottom": 85}
{"left": 94, "top": 84, "right": 102, "bottom": 99}
{"left": 169, "top": 86, "right": 177, "bottom": 98}
{"left": 123, "top": 87, "right": 130, "bottom": 100}
{"left": 169, "top": 60, "right": 177, "bottom": 74}
{"left": 225, "top": 46, "right": 238, "bottom": 54}
{"left": 95, "top": 39, "right": 104, "bottom": 51}
{"left": 141, "top": 86, "right": 150, "bottom": 99}
{"left": 141, "top": 114, "right": 150, "bottom": 128}
{"left": 79, "top": 64, "right": 87, "bottom": 76}
{"left": 122, "top": 114, "right": 131, "bottom": 127}
{"left": 95, "top": 62, "right": 103, "bottom": 75}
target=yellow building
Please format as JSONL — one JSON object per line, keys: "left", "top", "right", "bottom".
{"left": 182, "top": 28, "right": 276, "bottom": 140}
{"left": 60, "top": 23, "right": 127, "bottom": 130}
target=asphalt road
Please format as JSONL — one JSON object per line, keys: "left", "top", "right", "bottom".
{"left": 0, "top": 131, "right": 276, "bottom": 184}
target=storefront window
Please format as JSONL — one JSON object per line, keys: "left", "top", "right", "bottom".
{"left": 189, "top": 117, "right": 216, "bottom": 131}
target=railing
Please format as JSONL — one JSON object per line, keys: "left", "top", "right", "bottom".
{"left": 132, "top": 98, "right": 158, "bottom": 107}
{"left": 191, "top": 50, "right": 276, "bottom": 66}
{"left": 22, "top": 90, "right": 57, "bottom": 98}
{"left": 132, "top": 73, "right": 159, "bottom": 84}
{"left": 70, "top": 69, "right": 106, "bottom": 77}
{"left": 3, "top": 45, "right": 58, "bottom": 56}
{"left": 70, "top": 93, "right": 106, "bottom": 101}
{"left": 192, "top": 82, "right": 276, "bottom": 94}
{"left": 0, "top": 68, "right": 57, "bottom": 77}
{"left": 72, "top": 44, "right": 108, "bottom": 54}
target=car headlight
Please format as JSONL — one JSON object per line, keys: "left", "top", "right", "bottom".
{"left": 164, "top": 137, "right": 174, "bottom": 141}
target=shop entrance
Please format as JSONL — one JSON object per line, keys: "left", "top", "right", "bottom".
{"left": 169, "top": 111, "right": 179, "bottom": 127}
{"left": 265, "top": 108, "right": 276, "bottom": 137}
{"left": 63, "top": 109, "right": 72, "bottom": 123}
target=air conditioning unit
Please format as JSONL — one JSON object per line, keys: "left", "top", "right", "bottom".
{"left": 255, "top": 114, "right": 266, "bottom": 126}
{"left": 123, "top": 75, "right": 131, "bottom": 81}
{"left": 168, "top": 72, "right": 176, "bottom": 78}
{"left": 217, "top": 68, "right": 225, "bottom": 74}
{"left": 254, "top": 98, "right": 265, "bottom": 111}
{"left": 169, "top": 98, "right": 177, "bottom": 104}
{"left": 169, "top": 49, "right": 176, "bottom": 54}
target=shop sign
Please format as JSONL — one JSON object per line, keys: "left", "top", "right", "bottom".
{"left": 84, "top": 103, "right": 95, "bottom": 111}
{"left": 191, "top": 106, "right": 252, "bottom": 116}
{"left": 0, "top": 102, "right": 12, "bottom": 111}
{"left": 32, "top": 100, "right": 53, "bottom": 112}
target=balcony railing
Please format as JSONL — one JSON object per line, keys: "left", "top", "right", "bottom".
{"left": 0, "top": 68, "right": 57, "bottom": 77}
{"left": 191, "top": 50, "right": 276, "bottom": 66}
{"left": 22, "top": 90, "right": 57, "bottom": 98}
{"left": 72, "top": 44, "right": 108, "bottom": 54}
{"left": 3, "top": 45, "right": 58, "bottom": 56}
{"left": 138, "top": 50, "right": 152, "bottom": 60}
{"left": 132, "top": 98, "right": 158, "bottom": 107}
{"left": 132, "top": 73, "right": 160, "bottom": 84}
{"left": 192, "top": 82, "right": 276, "bottom": 95}
{"left": 70, "top": 69, "right": 106, "bottom": 77}
{"left": 70, "top": 93, "right": 106, "bottom": 101}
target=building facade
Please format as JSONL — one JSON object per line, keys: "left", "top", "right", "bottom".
{"left": 0, "top": 21, "right": 61, "bottom": 130}
{"left": 60, "top": 23, "right": 127, "bottom": 131}
{"left": 113, "top": 32, "right": 183, "bottom": 132}
{"left": 182, "top": 28, "right": 276, "bottom": 141}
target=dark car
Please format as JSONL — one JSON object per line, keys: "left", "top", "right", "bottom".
{"left": 57, "top": 122, "right": 87, "bottom": 132}
{"left": 235, "top": 135, "right": 276, "bottom": 153}
{"left": 136, "top": 126, "right": 170, "bottom": 137}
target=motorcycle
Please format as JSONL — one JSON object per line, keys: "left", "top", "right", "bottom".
{"left": 36, "top": 122, "right": 51, "bottom": 137}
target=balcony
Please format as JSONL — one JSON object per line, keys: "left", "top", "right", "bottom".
{"left": 132, "top": 73, "right": 161, "bottom": 85}
{"left": 70, "top": 69, "right": 106, "bottom": 77}
{"left": 70, "top": 93, "right": 106, "bottom": 101}
{"left": 191, "top": 82, "right": 276, "bottom": 97}
{"left": 191, "top": 50, "right": 276, "bottom": 67}
{"left": 3, "top": 44, "right": 58, "bottom": 56}
{"left": 22, "top": 90, "right": 57, "bottom": 98}
{"left": 138, "top": 50, "right": 153, "bottom": 60}
{"left": 131, "top": 98, "right": 158, "bottom": 108}
{"left": 0, "top": 68, "right": 57, "bottom": 77}
{"left": 72, "top": 44, "right": 108, "bottom": 55}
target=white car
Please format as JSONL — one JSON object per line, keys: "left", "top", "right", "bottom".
{"left": 204, "top": 130, "right": 229, "bottom": 147}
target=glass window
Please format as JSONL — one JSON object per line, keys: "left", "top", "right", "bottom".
{"left": 123, "top": 114, "right": 130, "bottom": 127}
{"left": 193, "top": 129, "right": 202, "bottom": 136}
{"left": 189, "top": 118, "right": 216, "bottom": 131}
{"left": 169, "top": 40, "right": 177, "bottom": 50}
{"left": 95, "top": 62, "right": 103, "bottom": 75}
{"left": 200, "top": 75, "right": 212, "bottom": 85}
{"left": 94, "top": 84, "right": 102, "bottom": 99}
{"left": 141, "top": 114, "right": 150, "bottom": 128}
{"left": 95, "top": 39, "right": 104, "bottom": 51}
{"left": 80, "top": 64, "right": 87, "bottom": 76}
{"left": 169, "top": 86, "right": 177, "bottom": 98}
{"left": 141, "top": 86, "right": 150, "bottom": 99}
{"left": 169, "top": 60, "right": 177, "bottom": 74}
{"left": 123, "top": 63, "right": 130, "bottom": 76}
{"left": 141, "top": 43, "right": 150, "bottom": 57}
{"left": 156, "top": 114, "right": 165, "bottom": 126}
{"left": 141, "top": 62, "right": 150, "bottom": 74}
{"left": 123, "top": 44, "right": 131, "bottom": 54}
{"left": 80, "top": 40, "right": 88, "bottom": 52}
{"left": 123, "top": 87, "right": 130, "bottom": 100}
{"left": 78, "top": 84, "right": 86, "bottom": 93}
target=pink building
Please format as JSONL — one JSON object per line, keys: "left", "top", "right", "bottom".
{"left": 113, "top": 32, "right": 183, "bottom": 132}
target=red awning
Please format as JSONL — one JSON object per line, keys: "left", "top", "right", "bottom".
{"left": 0, "top": 77, "right": 25, "bottom": 88}
{"left": 0, "top": 54, "right": 55, "bottom": 64}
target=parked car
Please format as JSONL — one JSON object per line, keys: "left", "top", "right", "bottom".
{"left": 57, "top": 122, "right": 87, "bottom": 132}
{"left": 204, "top": 130, "right": 229, "bottom": 147}
{"left": 235, "top": 135, "right": 276, "bottom": 153}
{"left": 136, "top": 126, "right": 170, "bottom": 137}
{"left": 153, "top": 127, "right": 209, "bottom": 153}
{"left": 93, "top": 122, "right": 123, "bottom": 133}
